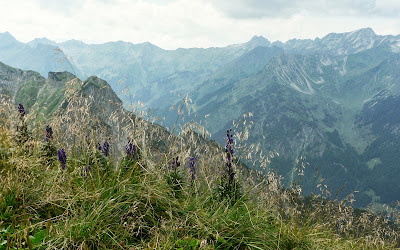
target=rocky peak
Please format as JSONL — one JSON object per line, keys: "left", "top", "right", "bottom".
{"left": 322, "top": 28, "right": 377, "bottom": 43}
{"left": 280, "top": 28, "right": 382, "bottom": 55}
{"left": 0, "top": 31, "right": 19, "bottom": 48}
{"left": 79, "top": 76, "right": 123, "bottom": 115}
{"left": 83, "top": 76, "right": 108, "bottom": 89}
{"left": 353, "top": 27, "right": 376, "bottom": 37}
{"left": 28, "top": 37, "right": 57, "bottom": 48}
{"left": 0, "top": 31, "right": 16, "bottom": 42}
{"left": 271, "top": 40, "right": 284, "bottom": 47}
{"left": 245, "top": 35, "right": 271, "bottom": 50}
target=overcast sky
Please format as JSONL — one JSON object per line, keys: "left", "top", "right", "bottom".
{"left": 0, "top": 0, "right": 399, "bottom": 49}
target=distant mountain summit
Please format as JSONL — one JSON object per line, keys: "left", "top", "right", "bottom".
{"left": 0, "top": 31, "right": 19, "bottom": 48}
{"left": 245, "top": 35, "right": 271, "bottom": 50}
{"left": 278, "top": 28, "right": 400, "bottom": 55}
{"left": 28, "top": 37, "right": 57, "bottom": 48}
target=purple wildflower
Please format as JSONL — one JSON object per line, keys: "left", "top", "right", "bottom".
{"left": 225, "top": 129, "right": 235, "bottom": 182}
{"left": 171, "top": 156, "right": 180, "bottom": 170}
{"left": 225, "top": 129, "right": 234, "bottom": 155}
{"left": 45, "top": 125, "right": 53, "bottom": 142}
{"left": 18, "top": 103, "right": 25, "bottom": 117}
{"left": 57, "top": 148, "right": 67, "bottom": 170}
{"left": 83, "top": 166, "right": 89, "bottom": 178}
{"left": 102, "top": 141, "right": 110, "bottom": 156}
{"left": 188, "top": 157, "right": 196, "bottom": 180}
{"left": 125, "top": 138, "right": 136, "bottom": 160}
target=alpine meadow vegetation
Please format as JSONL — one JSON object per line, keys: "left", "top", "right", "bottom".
{"left": 0, "top": 76, "right": 400, "bottom": 250}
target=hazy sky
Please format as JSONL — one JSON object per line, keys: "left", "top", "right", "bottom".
{"left": 1, "top": 0, "right": 399, "bottom": 49}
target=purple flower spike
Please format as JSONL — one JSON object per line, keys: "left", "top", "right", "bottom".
{"left": 18, "top": 103, "right": 25, "bottom": 117}
{"left": 188, "top": 157, "right": 196, "bottom": 180}
{"left": 225, "top": 129, "right": 235, "bottom": 182}
{"left": 83, "top": 166, "right": 89, "bottom": 178}
{"left": 125, "top": 138, "right": 136, "bottom": 160}
{"left": 225, "top": 129, "right": 234, "bottom": 156}
{"left": 171, "top": 156, "right": 180, "bottom": 170}
{"left": 57, "top": 148, "right": 67, "bottom": 170}
{"left": 45, "top": 125, "right": 53, "bottom": 142}
{"left": 102, "top": 141, "right": 110, "bottom": 156}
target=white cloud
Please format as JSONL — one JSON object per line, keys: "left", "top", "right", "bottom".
{"left": 210, "top": 0, "right": 400, "bottom": 19}
{"left": 0, "top": 0, "right": 399, "bottom": 49}
{"left": 36, "top": 0, "right": 83, "bottom": 15}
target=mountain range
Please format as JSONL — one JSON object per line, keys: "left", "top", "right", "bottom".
{"left": 1, "top": 28, "right": 400, "bottom": 207}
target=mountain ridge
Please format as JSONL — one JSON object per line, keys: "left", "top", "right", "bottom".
{"left": 3, "top": 27, "right": 396, "bottom": 50}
